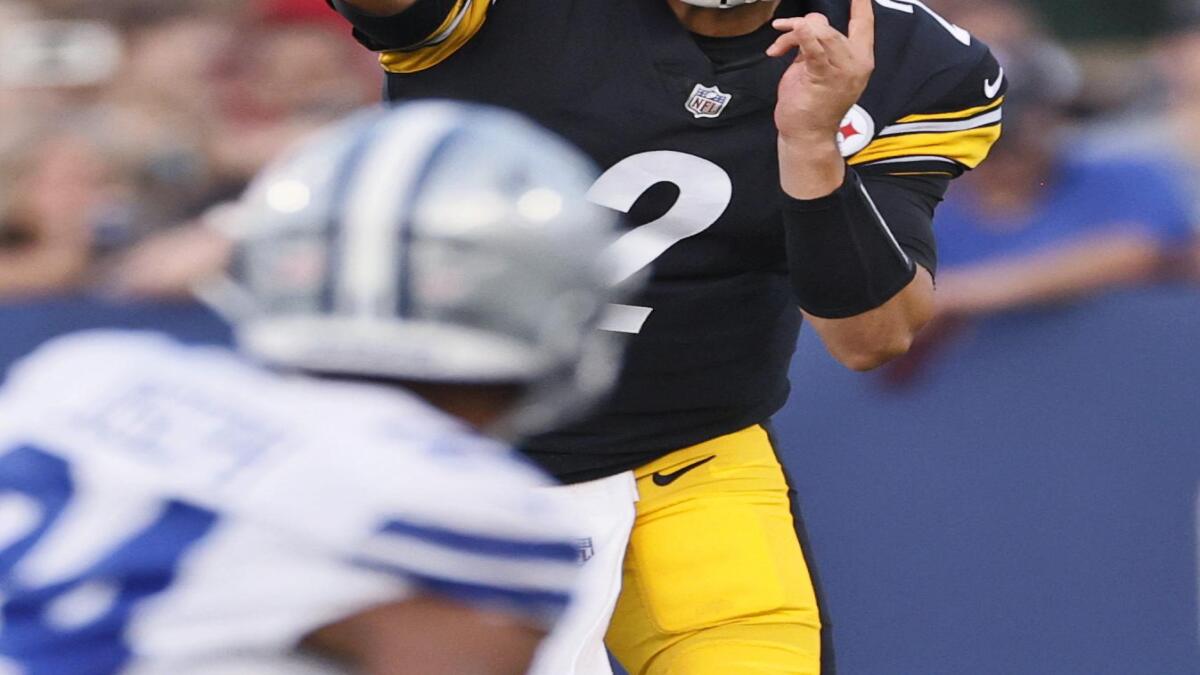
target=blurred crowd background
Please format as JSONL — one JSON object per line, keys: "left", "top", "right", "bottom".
{"left": 1, "top": 0, "right": 1199, "bottom": 326}
{"left": 0, "top": 0, "right": 377, "bottom": 299}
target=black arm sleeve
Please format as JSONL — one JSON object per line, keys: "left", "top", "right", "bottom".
{"left": 783, "top": 169, "right": 946, "bottom": 319}
{"left": 859, "top": 173, "right": 948, "bottom": 276}
{"left": 329, "top": 0, "right": 458, "bottom": 50}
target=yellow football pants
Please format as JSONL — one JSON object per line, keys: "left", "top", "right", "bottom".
{"left": 606, "top": 425, "right": 826, "bottom": 675}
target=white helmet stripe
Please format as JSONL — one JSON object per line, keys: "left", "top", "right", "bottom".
{"left": 336, "top": 107, "right": 465, "bottom": 318}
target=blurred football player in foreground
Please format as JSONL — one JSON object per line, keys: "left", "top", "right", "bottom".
{"left": 0, "top": 101, "right": 642, "bottom": 675}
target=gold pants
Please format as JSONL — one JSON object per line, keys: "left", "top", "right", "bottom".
{"left": 606, "top": 425, "right": 826, "bottom": 674}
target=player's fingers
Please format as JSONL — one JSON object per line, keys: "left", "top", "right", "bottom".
{"left": 815, "top": 33, "right": 852, "bottom": 70}
{"left": 803, "top": 11, "right": 831, "bottom": 29}
{"left": 848, "top": 0, "right": 876, "bottom": 55}
{"left": 770, "top": 17, "right": 836, "bottom": 71}
{"left": 771, "top": 16, "right": 804, "bottom": 39}
{"left": 767, "top": 18, "right": 811, "bottom": 58}
{"left": 768, "top": 17, "right": 793, "bottom": 56}
{"left": 772, "top": 17, "right": 802, "bottom": 32}
{"left": 792, "top": 22, "right": 832, "bottom": 74}
{"left": 765, "top": 29, "right": 802, "bottom": 58}
{"left": 810, "top": 20, "right": 852, "bottom": 65}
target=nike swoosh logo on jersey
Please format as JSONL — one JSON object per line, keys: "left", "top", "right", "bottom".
{"left": 984, "top": 68, "right": 1005, "bottom": 99}
{"left": 651, "top": 455, "right": 716, "bottom": 487}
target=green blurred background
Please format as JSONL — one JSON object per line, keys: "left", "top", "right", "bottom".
{"left": 1032, "top": 0, "right": 1169, "bottom": 40}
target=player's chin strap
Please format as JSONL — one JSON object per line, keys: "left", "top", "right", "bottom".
{"left": 679, "top": 0, "right": 762, "bottom": 7}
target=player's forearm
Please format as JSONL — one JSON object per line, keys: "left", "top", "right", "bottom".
{"left": 778, "top": 134, "right": 846, "bottom": 200}
{"left": 781, "top": 150, "right": 939, "bottom": 370}
{"left": 336, "top": 0, "right": 419, "bottom": 16}
{"left": 781, "top": 158, "right": 934, "bottom": 372}
{"left": 805, "top": 266, "right": 935, "bottom": 371}
{"left": 308, "top": 598, "right": 546, "bottom": 675}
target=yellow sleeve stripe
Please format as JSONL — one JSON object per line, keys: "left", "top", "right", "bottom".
{"left": 379, "top": 0, "right": 489, "bottom": 74}
{"left": 849, "top": 123, "right": 1002, "bottom": 169}
{"left": 895, "top": 97, "right": 1004, "bottom": 124}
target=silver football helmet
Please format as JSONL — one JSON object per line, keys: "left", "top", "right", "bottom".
{"left": 213, "top": 102, "right": 642, "bottom": 437}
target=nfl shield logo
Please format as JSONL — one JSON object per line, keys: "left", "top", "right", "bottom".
{"left": 685, "top": 83, "right": 732, "bottom": 119}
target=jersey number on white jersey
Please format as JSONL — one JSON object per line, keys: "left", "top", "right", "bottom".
{"left": 0, "top": 445, "right": 214, "bottom": 674}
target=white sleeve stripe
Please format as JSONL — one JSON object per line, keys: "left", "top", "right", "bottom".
{"left": 879, "top": 109, "right": 1003, "bottom": 137}
{"left": 860, "top": 155, "right": 960, "bottom": 167}
{"left": 407, "top": 0, "right": 473, "bottom": 50}
{"left": 856, "top": 181, "right": 912, "bottom": 268}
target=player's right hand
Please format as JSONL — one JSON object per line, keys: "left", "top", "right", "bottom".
{"left": 767, "top": 0, "right": 875, "bottom": 144}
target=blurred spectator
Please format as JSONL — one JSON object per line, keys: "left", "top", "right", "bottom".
{"left": 0, "top": 0, "right": 376, "bottom": 300}
{"left": 885, "top": 1, "right": 1196, "bottom": 384}
{"left": 930, "top": 0, "right": 1193, "bottom": 318}
{"left": 0, "top": 128, "right": 99, "bottom": 296}
{"left": 1085, "top": 2, "right": 1200, "bottom": 222}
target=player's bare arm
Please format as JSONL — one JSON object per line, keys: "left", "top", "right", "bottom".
{"left": 801, "top": 267, "right": 933, "bottom": 371}
{"left": 771, "top": 0, "right": 934, "bottom": 371}
{"left": 307, "top": 596, "right": 546, "bottom": 675}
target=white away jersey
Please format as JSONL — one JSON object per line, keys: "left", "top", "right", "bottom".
{"left": 0, "top": 331, "right": 581, "bottom": 675}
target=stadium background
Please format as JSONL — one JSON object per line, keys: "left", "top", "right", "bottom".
{"left": 0, "top": 0, "right": 1197, "bottom": 673}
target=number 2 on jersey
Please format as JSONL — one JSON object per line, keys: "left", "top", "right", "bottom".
{"left": 588, "top": 151, "right": 733, "bottom": 334}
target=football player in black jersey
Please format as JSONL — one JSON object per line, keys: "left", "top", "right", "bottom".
{"left": 328, "top": 1, "right": 1005, "bottom": 673}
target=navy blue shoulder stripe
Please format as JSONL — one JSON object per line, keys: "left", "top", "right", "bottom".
{"left": 378, "top": 518, "right": 580, "bottom": 563}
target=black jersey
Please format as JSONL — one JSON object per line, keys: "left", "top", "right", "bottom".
{"left": 332, "top": 0, "right": 1004, "bottom": 482}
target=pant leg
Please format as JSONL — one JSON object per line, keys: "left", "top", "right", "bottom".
{"left": 606, "top": 425, "right": 825, "bottom": 675}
